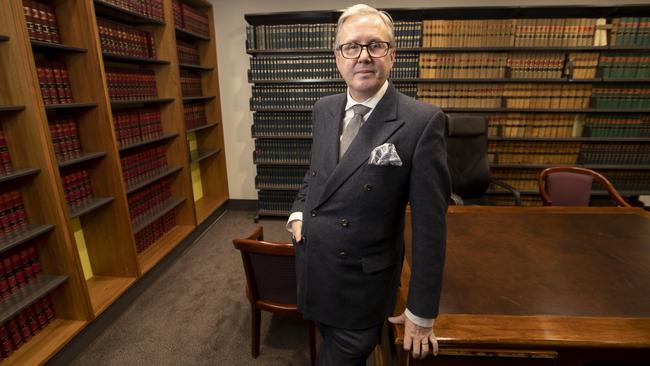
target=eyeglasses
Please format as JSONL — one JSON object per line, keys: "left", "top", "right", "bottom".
{"left": 337, "top": 41, "right": 391, "bottom": 59}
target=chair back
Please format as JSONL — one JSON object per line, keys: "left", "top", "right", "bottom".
{"left": 233, "top": 227, "right": 297, "bottom": 305}
{"left": 539, "top": 166, "right": 631, "bottom": 207}
{"left": 446, "top": 114, "right": 490, "bottom": 199}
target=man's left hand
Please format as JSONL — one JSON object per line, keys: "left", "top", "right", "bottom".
{"left": 388, "top": 313, "right": 438, "bottom": 359}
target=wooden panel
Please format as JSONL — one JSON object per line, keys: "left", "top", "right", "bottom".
{"left": 86, "top": 275, "right": 136, "bottom": 315}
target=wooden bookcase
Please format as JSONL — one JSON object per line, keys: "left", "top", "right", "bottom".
{"left": 0, "top": 0, "right": 228, "bottom": 364}
{"left": 246, "top": 5, "right": 650, "bottom": 211}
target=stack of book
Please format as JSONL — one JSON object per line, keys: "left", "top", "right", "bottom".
{"left": 173, "top": 1, "right": 210, "bottom": 38}
{"left": 394, "top": 21, "right": 422, "bottom": 48}
{"left": 120, "top": 146, "right": 167, "bottom": 187}
{"left": 253, "top": 140, "right": 311, "bottom": 165}
{"left": 417, "top": 83, "right": 504, "bottom": 108}
{"left": 487, "top": 113, "right": 578, "bottom": 138}
{"left": 0, "top": 191, "right": 28, "bottom": 237}
{"left": 176, "top": 39, "right": 200, "bottom": 65}
{"left": 599, "top": 52, "right": 650, "bottom": 79}
{"left": 504, "top": 84, "right": 592, "bottom": 109}
{"left": 249, "top": 55, "right": 337, "bottom": 81}
{"left": 97, "top": 17, "right": 156, "bottom": 59}
{"left": 255, "top": 166, "right": 307, "bottom": 190}
{"left": 48, "top": 115, "right": 81, "bottom": 162}
{"left": 113, "top": 108, "right": 163, "bottom": 147}
{"left": 180, "top": 70, "right": 202, "bottom": 97}
{"left": 489, "top": 141, "right": 580, "bottom": 164}
{"left": 61, "top": 170, "right": 92, "bottom": 208}
{"left": 392, "top": 52, "right": 419, "bottom": 79}
{"left": 183, "top": 103, "right": 206, "bottom": 130}
{"left": 128, "top": 179, "right": 171, "bottom": 223}
{"left": 106, "top": 67, "right": 157, "bottom": 101}
{"left": 22, "top": 0, "right": 60, "bottom": 44}
{"left": 610, "top": 17, "right": 650, "bottom": 46}
{"left": 603, "top": 170, "right": 650, "bottom": 190}
{"left": 134, "top": 211, "right": 175, "bottom": 253}
{"left": 579, "top": 143, "right": 650, "bottom": 164}
{"left": 98, "top": 0, "right": 164, "bottom": 23}
{"left": 246, "top": 23, "right": 336, "bottom": 50}
{"left": 250, "top": 85, "right": 346, "bottom": 109}
{"left": 583, "top": 114, "right": 650, "bottom": 137}
{"left": 0, "top": 130, "right": 13, "bottom": 175}
{"left": 592, "top": 85, "right": 650, "bottom": 109}
{"left": 420, "top": 53, "right": 508, "bottom": 79}
{"left": 35, "top": 57, "right": 73, "bottom": 105}
{"left": 0, "top": 244, "right": 41, "bottom": 298}
{"left": 258, "top": 190, "right": 296, "bottom": 214}
{"left": 491, "top": 168, "right": 540, "bottom": 191}
{"left": 252, "top": 112, "right": 312, "bottom": 137}
{"left": 567, "top": 53, "right": 599, "bottom": 79}
{"left": 0, "top": 295, "right": 55, "bottom": 360}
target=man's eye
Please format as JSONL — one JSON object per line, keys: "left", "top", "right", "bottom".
{"left": 345, "top": 44, "right": 360, "bottom": 50}
{"left": 368, "top": 43, "right": 381, "bottom": 50}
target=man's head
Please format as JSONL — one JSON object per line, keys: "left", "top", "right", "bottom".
{"left": 334, "top": 4, "right": 396, "bottom": 101}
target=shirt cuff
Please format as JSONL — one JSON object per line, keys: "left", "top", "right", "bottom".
{"left": 405, "top": 308, "right": 434, "bottom": 328}
{"left": 286, "top": 212, "right": 303, "bottom": 232}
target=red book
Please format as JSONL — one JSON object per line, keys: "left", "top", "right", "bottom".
{"left": 0, "top": 324, "right": 13, "bottom": 358}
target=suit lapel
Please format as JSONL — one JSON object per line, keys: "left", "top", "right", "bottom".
{"left": 315, "top": 84, "right": 404, "bottom": 208}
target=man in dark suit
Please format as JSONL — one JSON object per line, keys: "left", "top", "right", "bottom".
{"left": 287, "top": 4, "right": 450, "bottom": 365}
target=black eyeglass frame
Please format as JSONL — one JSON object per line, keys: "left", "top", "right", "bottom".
{"left": 336, "top": 41, "right": 392, "bottom": 59}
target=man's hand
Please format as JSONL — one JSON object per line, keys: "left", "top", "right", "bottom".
{"left": 291, "top": 220, "right": 303, "bottom": 242}
{"left": 388, "top": 313, "right": 438, "bottom": 359}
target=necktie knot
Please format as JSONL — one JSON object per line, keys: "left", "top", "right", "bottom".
{"left": 351, "top": 104, "right": 371, "bottom": 118}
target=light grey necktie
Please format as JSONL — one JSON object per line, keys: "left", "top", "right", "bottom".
{"left": 340, "top": 104, "right": 371, "bottom": 159}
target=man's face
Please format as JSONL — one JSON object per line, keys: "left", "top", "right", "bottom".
{"left": 335, "top": 14, "right": 395, "bottom": 101}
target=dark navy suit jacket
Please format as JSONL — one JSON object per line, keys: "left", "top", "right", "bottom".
{"left": 292, "top": 83, "right": 450, "bottom": 329}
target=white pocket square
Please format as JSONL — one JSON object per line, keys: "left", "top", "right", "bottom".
{"left": 368, "top": 143, "right": 402, "bottom": 166}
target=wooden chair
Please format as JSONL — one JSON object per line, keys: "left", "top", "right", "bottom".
{"left": 538, "top": 166, "right": 631, "bottom": 207}
{"left": 232, "top": 226, "right": 316, "bottom": 365}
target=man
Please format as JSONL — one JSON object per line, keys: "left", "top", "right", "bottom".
{"left": 287, "top": 4, "right": 450, "bottom": 365}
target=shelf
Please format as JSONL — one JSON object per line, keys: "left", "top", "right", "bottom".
{"left": 0, "top": 224, "right": 55, "bottom": 255}
{"left": 2, "top": 318, "right": 86, "bottom": 366}
{"left": 186, "top": 122, "right": 217, "bottom": 134}
{"left": 86, "top": 275, "right": 136, "bottom": 316}
{"left": 0, "top": 105, "right": 25, "bottom": 113}
{"left": 179, "top": 63, "right": 213, "bottom": 71}
{"left": 179, "top": 0, "right": 212, "bottom": 9}
{"left": 110, "top": 98, "right": 174, "bottom": 108}
{"left": 489, "top": 137, "right": 650, "bottom": 142}
{"left": 190, "top": 149, "right": 219, "bottom": 164}
{"left": 0, "top": 275, "right": 68, "bottom": 324}
{"left": 443, "top": 108, "right": 650, "bottom": 114}
{"left": 58, "top": 151, "right": 106, "bottom": 168}
{"left": 182, "top": 95, "right": 215, "bottom": 103}
{"left": 255, "top": 185, "right": 300, "bottom": 191}
{"left": 175, "top": 27, "right": 210, "bottom": 41}
{"left": 195, "top": 195, "right": 226, "bottom": 224}
{"left": 250, "top": 77, "right": 650, "bottom": 84}
{"left": 103, "top": 52, "right": 170, "bottom": 65}
{"left": 251, "top": 108, "right": 312, "bottom": 112}
{"left": 0, "top": 167, "right": 40, "bottom": 184}
{"left": 0, "top": 35, "right": 8, "bottom": 42}
{"left": 118, "top": 132, "right": 179, "bottom": 152}
{"left": 254, "top": 161, "right": 310, "bottom": 166}
{"left": 31, "top": 40, "right": 87, "bottom": 53}
{"left": 488, "top": 190, "right": 650, "bottom": 197}
{"left": 125, "top": 165, "right": 182, "bottom": 194}
{"left": 44, "top": 102, "right": 97, "bottom": 111}
{"left": 252, "top": 134, "right": 312, "bottom": 139}
{"left": 93, "top": 0, "right": 165, "bottom": 25}
{"left": 257, "top": 209, "right": 290, "bottom": 217}
{"left": 132, "top": 197, "right": 186, "bottom": 233}
{"left": 137, "top": 225, "right": 193, "bottom": 275}
{"left": 247, "top": 46, "right": 650, "bottom": 55}
{"left": 68, "top": 196, "right": 114, "bottom": 219}
{"left": 490, "top": 163, "right": 650, "bottom": 170}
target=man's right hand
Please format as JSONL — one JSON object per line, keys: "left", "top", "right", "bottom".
{"left": 291, "top": 220, "right": 303, "bottom": 242}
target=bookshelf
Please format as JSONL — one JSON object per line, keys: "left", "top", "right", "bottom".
{"left": 0, "top": 0, "right": 228, "bottom": 363}
{"left": 246, "top": 5, "right": 650, "bottom": 211}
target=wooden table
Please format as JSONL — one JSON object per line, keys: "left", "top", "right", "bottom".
{"left": 393, "top": 206, "right": 650, "bottom": 366}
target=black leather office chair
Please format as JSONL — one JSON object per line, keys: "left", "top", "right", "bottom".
{"left": 445, "top": 114, "right": 521, "bottom": 205}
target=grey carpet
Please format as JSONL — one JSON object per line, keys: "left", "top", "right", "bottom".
{"left": 67, "top": 210, "right": 315, "bottom": 366}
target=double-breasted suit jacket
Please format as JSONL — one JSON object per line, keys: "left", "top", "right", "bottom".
{"left": 292, "top": 83, "right": 450, "bottom": 330}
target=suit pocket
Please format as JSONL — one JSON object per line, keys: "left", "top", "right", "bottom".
{"left": 361, "top": 251, "right": 397, "bottom": 274}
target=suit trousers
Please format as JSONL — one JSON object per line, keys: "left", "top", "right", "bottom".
{"left": 316, "top": 321, "right": 383, "bottom": 366}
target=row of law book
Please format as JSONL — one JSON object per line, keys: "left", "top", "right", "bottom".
{"left": 22, "top": 0, "right": 60, "bottom": 44}
{"left": 172, "top": 0, "right": 210, "bottom": 38}
{"left": 128, "top": 178, "right": 172, "bottom": 223}
{"left": 0, "top": 130, "right": 13, "bottom": 176}
{"left": 48, "top": 115, "right": 81, "bottom": 162}
{"left": 583, "top": 114, "right": 650, "bottom": 137}
{"left": 106, "top": 67, "right": 157, "bottom": 101}
{"left": 135, "top": 211, "right": 175, "bottom": 253}
{"left": 491, "top": 168, "right": 650, "bottom": 191}
{"left": 491, "top": 168, "right": 542, "bottom": 191}
{"left": 99, "top": 0, "right": 164, "bottom": 23}
{"left": 0, "top": 191, "right": 28, "bottom": 238}
{"left": 592, "top": 85, "right": 650, "bottom": 109}
{"left": 487, "top": 113, "right": 578, "bottom": 138}
{"left": 121, "top": 146, "right": 167, "bottom": 188}
{"left": 253, "top": 140, "right": 312, "bottom": 165}
{"left": 599, "top": 53, "right": 650, "bottom": 78}
{"left": 180, "top": 70, "right": 202, "bottom": 97}
{"left": 610, "top": 17, "right": 650, "bottom": 46}
{"left": 579, "top": 143, "right": 650, "bottom": 165}
{"left": 488, "top": 141, "right": 581, "bottom": 164}
{"left": 184, "top": 103, "right": 207, "bottom": 130}
{"left": 252, "top": 112, "right": 312, "bottom": 137}
{"left": 97, "top": 17, "right": 156, "bottom": 59}
{"left": 257, "top": 190, "right": 295, "bottom": 213}
{"left": 177, "top": 39, "right": 201, "bottom": 65}
{"left": 0, "top": 295, "right": 55, "bottom": 360}
{"left": 61, "top": 169, "right": 93, "bottom": 208}
{"left": 113, "top": 108, "right": 163, "bottom": 147}
{"left": 0, "top": 243, "right": 42, "bottom": 301}
{"left": 255, "top": 166, "right": 307, "bottom": 190}
{"left": 35, "top": 57, "right": 73, "bottom": 105}
{"left": 246, "top": 23, "right": 336, "bottom": 50}
{"left": 394, "top": 21, "right": 423, "bottom": 48}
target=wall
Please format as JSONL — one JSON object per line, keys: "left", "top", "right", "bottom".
{"left": 210, "top": 0, "right": 650, "bottom": 199}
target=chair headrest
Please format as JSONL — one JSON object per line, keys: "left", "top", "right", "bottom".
{"left": 447, "top": 114, "right": 487, "bottom": 137}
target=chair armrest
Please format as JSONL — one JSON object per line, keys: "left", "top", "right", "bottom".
{"left": 450, "top": 192, "right": 464, "bottom": 206}
{"left": 490, "top": 179, "right": 522, "bottom": 206}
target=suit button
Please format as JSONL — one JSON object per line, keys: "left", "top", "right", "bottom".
{"left": 311, "top": 170, "right": 317, "bottom": 176}
{"left": 340, "top": 219, "right": 349, "bottom": 227}
{"left": 338, "top": 250, "right": 347, "bottom": 257}
{"left": 364, "top": 184, "right": 373, "bottom": 191}
{"left": 311, "top": 210, "right": 317, "bottom": 217}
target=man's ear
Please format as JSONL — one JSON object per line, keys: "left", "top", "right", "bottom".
{"left": 390, "top": 48, "right": 397, "bottom": 64}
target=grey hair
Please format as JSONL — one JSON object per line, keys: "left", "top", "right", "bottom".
{"left": 333, "top": 4, "right": 395, "bottom": 50}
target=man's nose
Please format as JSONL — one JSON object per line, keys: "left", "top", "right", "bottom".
{"left": 358, "top": 46, "right": 372, "bottom": 62}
